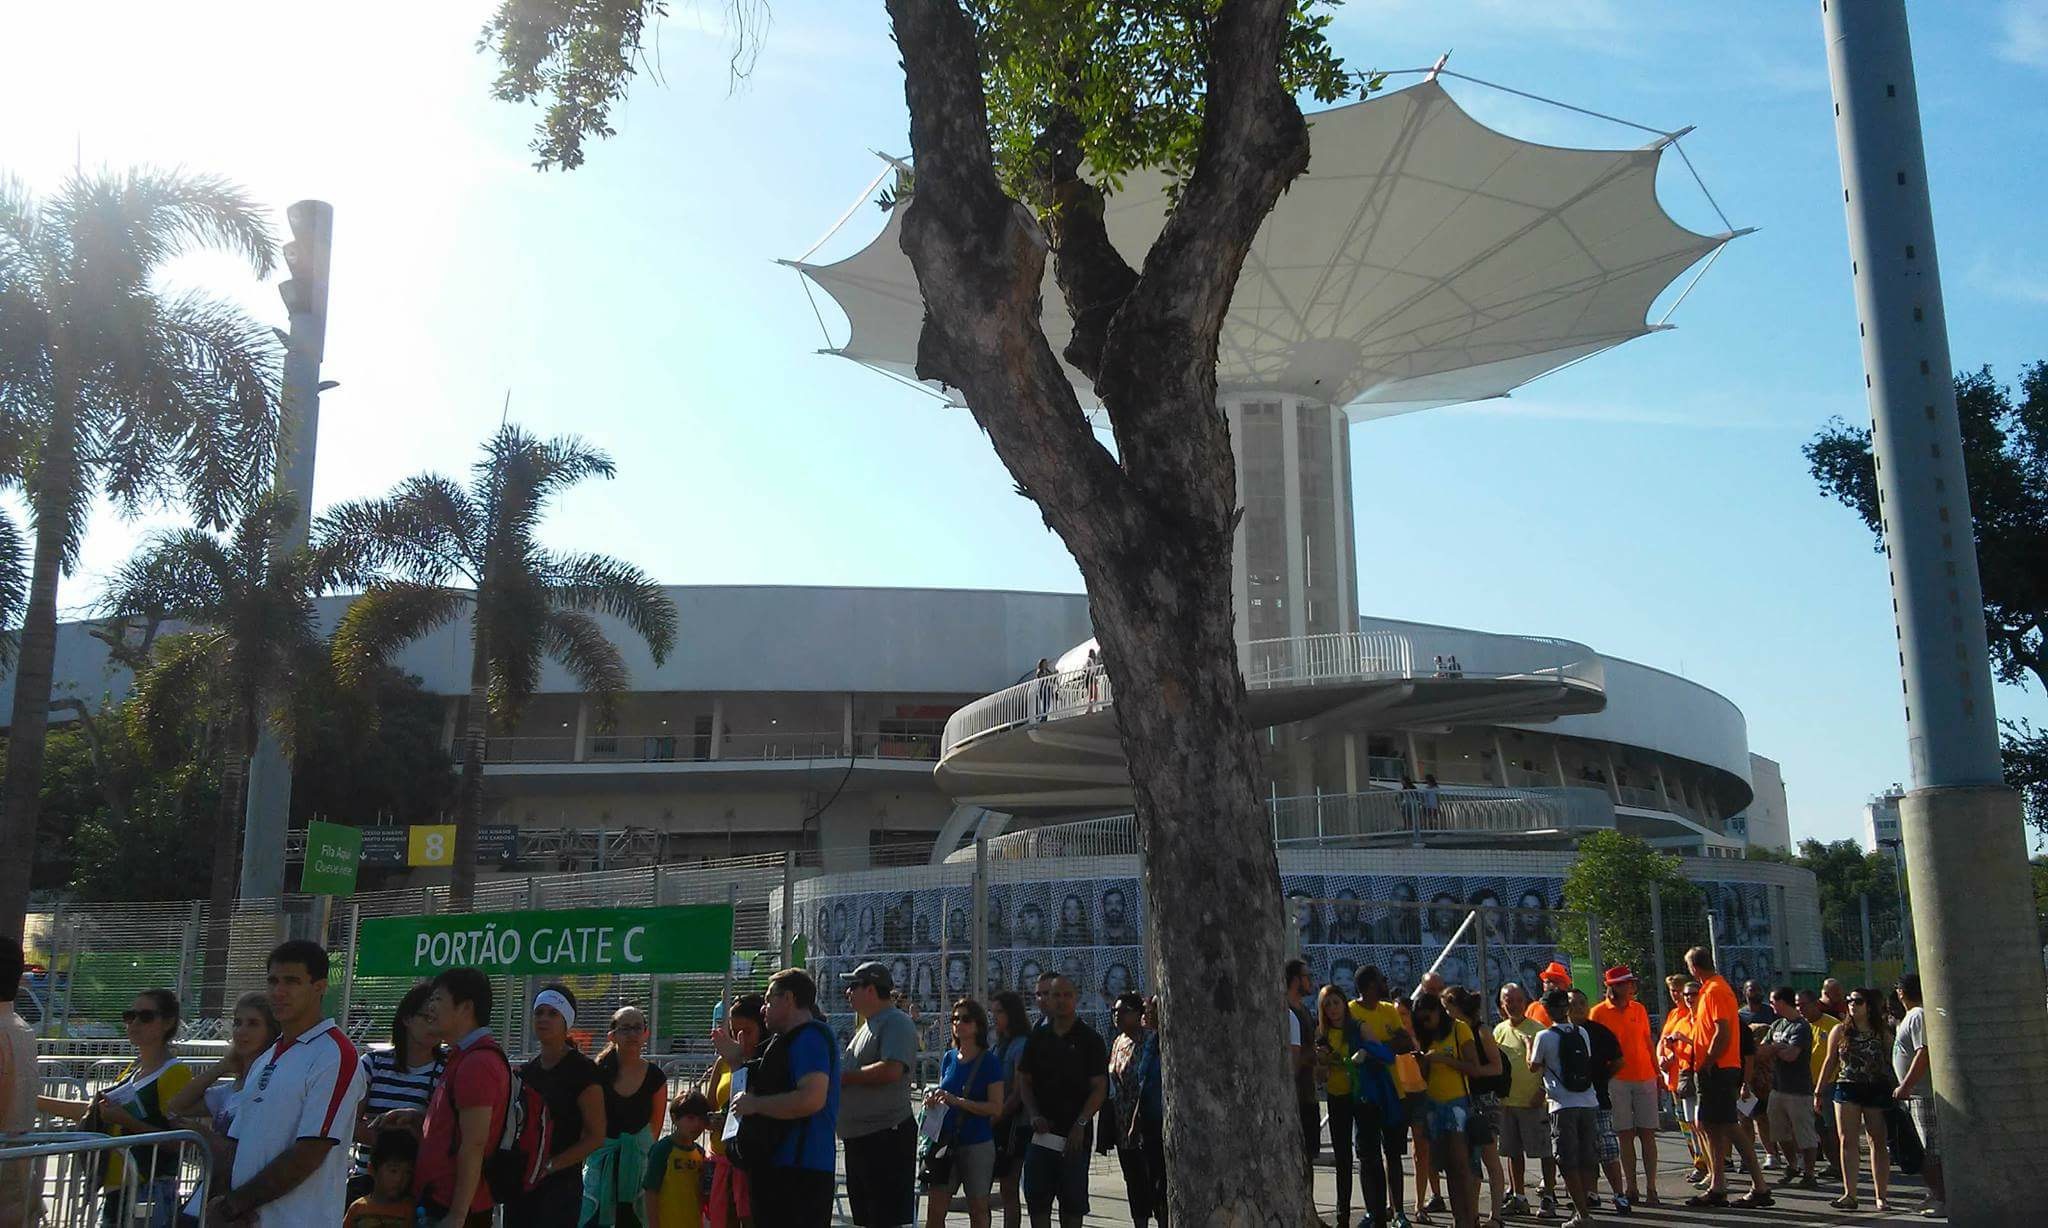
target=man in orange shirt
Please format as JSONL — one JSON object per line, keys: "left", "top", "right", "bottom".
{"left": 1683, "top": 947, "right": 1769, "bottom": 1209}
{"left": 1525, "top": 962, "right": 1573, "bottom": 1027}
{"left": 1588, "top": 965, "right": 1660, "bottom": 1207}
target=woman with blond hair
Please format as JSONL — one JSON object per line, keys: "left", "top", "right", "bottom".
{"left": 1312, "top": 984, "right": 1358, "bottom": 1227}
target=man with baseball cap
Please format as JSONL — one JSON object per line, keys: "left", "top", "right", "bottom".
{"left": 1588, "top": 965, "right": 1661, "bottom": 1206}
{"left": 839, "top": 961, "right": 920, "bottom": 1226}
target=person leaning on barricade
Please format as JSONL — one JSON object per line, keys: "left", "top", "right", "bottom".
{"left": 38, "top": 985, "right": 193, "bottom": 1224}
{"left": 1, "top": 936, "right": 39, "bottom": 1228}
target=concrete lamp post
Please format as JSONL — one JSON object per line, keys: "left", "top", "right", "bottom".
{"left": 1821, "top": 2, "right": 2048, "bottom": 1220}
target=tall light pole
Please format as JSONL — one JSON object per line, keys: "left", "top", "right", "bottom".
{"left": 1822, "top": 3, "right": 2048, "bottom": 1219}
{"left": 238, "top": 200, "right": 333, "bottom": 901}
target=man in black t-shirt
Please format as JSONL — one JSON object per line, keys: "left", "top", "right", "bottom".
{"left": 1757, "top": 987, "right": 1819, "bottom": 1185}
{"left": 1569, "top": 989, "right": 1633, "bottom": 1215}
{"left": 1017, "top": 974, "right": 1108, "bottom": 1228}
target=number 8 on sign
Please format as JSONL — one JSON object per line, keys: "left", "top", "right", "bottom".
{"left": 409, "top": 823, "right": 457, "bottom": 867}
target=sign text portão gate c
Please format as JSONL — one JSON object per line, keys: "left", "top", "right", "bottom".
{"left": 355, "top": 905, "right": 734, "bottom": 979}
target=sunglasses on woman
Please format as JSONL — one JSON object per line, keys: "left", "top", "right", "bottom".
{"left": 121, "top": 1009, "right": 160, "bottom": 1023}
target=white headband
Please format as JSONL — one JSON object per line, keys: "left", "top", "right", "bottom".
{"left": 534, "top": 989, "right": 576, "bottom": 1031}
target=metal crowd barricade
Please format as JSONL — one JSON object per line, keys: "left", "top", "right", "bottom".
{"left": 0, "top": 1129, "right": 212, "bottom": 1227}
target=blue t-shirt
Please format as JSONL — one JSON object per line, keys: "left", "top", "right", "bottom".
{"left": 939, "top": 1049, "right": 1004, "bottom": 1146}
{"left": 772, "top": 1022, "right": 840, "bottom": 1173}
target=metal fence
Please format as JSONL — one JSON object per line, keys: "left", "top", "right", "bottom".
{"left": 1, "top": 1130, "right": 213, "bottom": 1228}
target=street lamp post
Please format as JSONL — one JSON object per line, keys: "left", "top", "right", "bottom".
{"left": 1821, "top": 3, "right": 2048, "bottom": 1219}
{"left": 238, "top": 200, "right": 333, "bottom": 901}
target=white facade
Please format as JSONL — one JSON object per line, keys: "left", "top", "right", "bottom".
{"left": 1733, "top": 753, "right": 1792, "bottom": 853}
{"left": 1865, "top": 786, "right": 1906, "bottom": 856}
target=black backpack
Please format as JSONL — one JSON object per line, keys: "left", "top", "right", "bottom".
{"left": 1554, "top": 1026, "right": 1593, "bottom": 1094}
{"left": 729, "top": 1019, "right": 838, "bottom": 1174}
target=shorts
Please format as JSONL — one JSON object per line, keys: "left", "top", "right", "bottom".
{"left": 1832, "top": 1081, "right": 1891, "bottom": 1110}
{"left": 1406, "top": 1092, "right": 1431, "bottom": 1129}
{"left": 1551, "top": 1106, "right": 1601, "bottom": 1173}
{"left": 844, "top": 1117, "right": 918, "bottom": 1226}
{"left": 1022, "top": 1124, "right": 1092, "bottom": 1218}
{"left": 1697, "top": 1066, "right": 1743, "bottom": 1126}
{"left": 1594, "top": 1109, "right": 1620, "bottom": 1163}
{"left": 1609, "top": 1079, "right": 1659, "bottom": 1133}
{"left": 1467, "top": 1093, "right": 1500, "bottom": 1148}
{"left": 708, "top": 1153, "right": 753, "bottom": 1227}
{"left": 1424, "top": 1097, "right": 1482, "bottom": 1174}
{"left": 942, "top": 1139, "right": 997, "bottom": 1201}
{"left": 1497, "top": 1103, "right": 1552, "bottom": 1160}
{"left": 1905, "top": 1097, "right": 1938, "bottom": 1160}
{"left": 1766, "top": 1089, "right": 1819, "bottom": 1151}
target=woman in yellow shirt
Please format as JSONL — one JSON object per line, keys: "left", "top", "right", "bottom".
{"left": 1411, "top": 991, "right": 1499, "bottom": 1228}
{"left": 1313, "top": 986, "right": 1356, "bottom": 1227}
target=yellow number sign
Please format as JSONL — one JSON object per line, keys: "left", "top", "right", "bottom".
{"left": 409, "top": 823, "right": 456, "bottom": 866}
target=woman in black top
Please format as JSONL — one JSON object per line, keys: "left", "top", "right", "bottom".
{"left": 505, "top": 985, "right": 606, "bottom": 1226}
{"left": 593, "top": 1005, "right": 667, "bottom": 1227}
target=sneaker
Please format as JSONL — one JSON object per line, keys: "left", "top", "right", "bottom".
{"left": 1761, "top": 1154, "right": 1778, "bottom": 1169}
{"left": 1538, "top": 1195, "right": 1560, "bottom": 1220}
{"left": 1733, "top": 1189, "right": 1775, "bottom": 1209}
{"left": 1613, "top": 1193, "right": 1632, "bottom": 1216}
{"left": 1503, "top": 1195, "right": 1530, "bottom": 1216}
{"left": 1798, "top": 1174, "right": 1820, "bottom": 1190}
{"left": 1920, "top": 1202, "right": 1947, "bottom": 1219}
{"left": 1393, "top": 1214, "right": 1412, "bottom": 1228}
{"left": 1427, "top": 1196, "right": 1447, "bottom": 1214}
{"left": 1587, "top": 1195, "right": 1603, "bottom": 1210}
{"left": 1775, "top": 1166, "right": 1799, "bottom": 1185}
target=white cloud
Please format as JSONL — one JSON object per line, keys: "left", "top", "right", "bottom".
{"left": 1968, "top": 253, "right": 2048, "bottom": 304}
{"left": 2001, "top": 0, "right": 2048, "bottom": 68}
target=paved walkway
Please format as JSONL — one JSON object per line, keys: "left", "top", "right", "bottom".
{"left": 878, "top": 1134, "right": 1940, "bottom": 1225}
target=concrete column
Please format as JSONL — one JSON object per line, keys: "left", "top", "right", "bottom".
{"left": 1825, "top": 6, "right": 2048, "bottom": 1216}
{"left": 1329, "top": 405, "right": 1356, "bottom": 634}
{"left": 1490, "top": 733, "right": 1510, "bottom": 787}
{"left": 709, "top": 697, "right": 724, "bottom": 760}
{"left": 1280, "top": 398, "right": 1308, "bottom": 642}
{"left": 572, "top": 699, "right": 589, "bottom": 763}
{"left": 1343, "top": 735, "right": 1358, "bottom": 796}
{"left": 1653, "top": 762, "right": 1671, "bottom": 810}
{"left": 843, "top": 692, "right": 855, "bottom": 756}
{"left": 1551, "top": 743, "right": 1570, "bottom": 789}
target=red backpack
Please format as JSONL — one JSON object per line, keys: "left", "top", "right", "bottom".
{"left": 447, "top": 1042, "right": 554, "bottom": 1202}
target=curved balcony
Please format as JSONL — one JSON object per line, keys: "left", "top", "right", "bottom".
{"left": 935, "top": 629, "right": 1605, "bottom": 813}
{"left": 953, "top": 783, "right": 1614, "bottom": 863}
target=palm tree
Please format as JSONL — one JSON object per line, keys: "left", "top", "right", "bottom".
{"left": 325, "top": 424, "right": 678, "bottom": 906}
{"left": 0, "top": 168, "right": 281, "bottom": 931}
{"left": 102, "top": 491, "right": 361, "bottom": 1010}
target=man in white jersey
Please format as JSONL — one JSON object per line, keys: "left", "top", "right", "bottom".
{"left": 215, "top": 940, "right": 366, "bottom": 1225}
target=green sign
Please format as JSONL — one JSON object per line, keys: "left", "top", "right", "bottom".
{"left": 355, "top": 905, "right": 734, "bottom": 978}
{"left": 300, "top": 821, "right": 361, "bottom": 896}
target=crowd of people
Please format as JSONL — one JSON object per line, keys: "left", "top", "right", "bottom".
{"left": 3, "top": 929, "right": 1946, "bottom": 1228}
{"left": 1291, "top": 945, "right": 1941, "bottom": 1228}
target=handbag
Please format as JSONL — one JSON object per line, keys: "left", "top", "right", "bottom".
{"left": 1393, "top": 1052, "right": 1427, "bottom": 1096}
{"left": 919, "top": 1051, "right": 988, "bottom": 1189}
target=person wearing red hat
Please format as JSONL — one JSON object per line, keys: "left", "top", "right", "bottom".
{"left": 1525, "top": 962, "right": 1573, "bottom": 1028}
{"left": 1587, "top": 966, "right": 1660, "bottom": 1207}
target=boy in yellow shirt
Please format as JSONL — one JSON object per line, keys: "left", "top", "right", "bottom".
{"left": 642, "top": 1091, "right": 712, "bottom": 1228}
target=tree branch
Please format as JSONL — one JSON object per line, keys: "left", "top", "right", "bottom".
{"left": 886, "top": 0, "right": 1143, "bottom": 546}
{"left": 1039, "top": 113, "right": 1139, "bottom": 383}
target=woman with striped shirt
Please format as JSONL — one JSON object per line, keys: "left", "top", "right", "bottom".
{"left": 349, "top": 981, "right": 445, "bottom": 1201}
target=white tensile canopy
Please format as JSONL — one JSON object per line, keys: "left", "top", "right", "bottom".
{"left": 791, "top": 76, "right": 1744, "bottom": 420}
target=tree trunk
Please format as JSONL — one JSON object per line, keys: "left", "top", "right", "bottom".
{"left": 202, "top": 710, "right": 254, "bottom": 1017}
{"left": 0, "top": 450, "right": 76, "bottom": 933}
{"left": 884, "top": 2, "right": 1314, "bottom": 1219}
{"left": 449, "top": 623, "right": 490, "bottom": 908}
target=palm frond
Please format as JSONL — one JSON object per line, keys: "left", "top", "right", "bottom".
{"left": 126, "top": 630, "right": 231, "bottom": 764}
{"left": 50, "top": 168, "right": 276, "bottom": 280}
{"left": 542, "top": 607, "right": 630, "bottom": 728}
{"left": 0, "top": 507, "right": 27, "bottom": 666}
{"left": 331, "top": 580, "right": 467, "bottom": 688}
{"left": 317, "top": 475, "right": 479, "bottom": 583}
{"left": 95, "top": 290, "right": 283, "bottom": 527}
{"left": 540, "top": 550, "right": 678, "bottom": 662}
{"left": 474, "top": 424, "right": 615, "bottom": 547}
{"left": 99, "top": 527, "right": 233, "bottom": 623}
{"left": 481, "top": 580, "right": 551, "bottom": 726}
{"left": 0, "top": 174, "right": 42, "bottom": 280}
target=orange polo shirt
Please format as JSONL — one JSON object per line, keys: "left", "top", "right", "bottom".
{"left": 1692, "top": 975, "right": 1743, "bottom": 1070}
{"left": 1657, "top": 1007, "right": 1695, "bottom": 1092}
{"left": 1589, "top": 998, "right": 1656, "bottom": 1082}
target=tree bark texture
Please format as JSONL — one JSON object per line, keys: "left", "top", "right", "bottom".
{"left": 885, "top": 2, "right": 1312, "bottom": 1221}
{"left": 450, "top": 622, "right": 491, "bottom": 908}
{"left": 0, "top": 419, "right": 78, "bottom": 934}
{"left": 202, "top": 710, "right": 254, "bottom": 1016}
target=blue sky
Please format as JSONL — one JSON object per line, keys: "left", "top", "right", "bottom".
{"left": 2, "top": 0, "right": 2044, "bottom": 848}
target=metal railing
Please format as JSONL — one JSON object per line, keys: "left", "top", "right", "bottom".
{"left": 940, "top": 630, "right": 1604, "bottom": 758}
{"left": 1270, "top": 786, "right": 1614, "bottom": 843}
{"left": 484, "top": 728, "right": 943, "bottom": 765}
{"left": 1, "top": 1129, "right": 213, "bottom": 1227}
